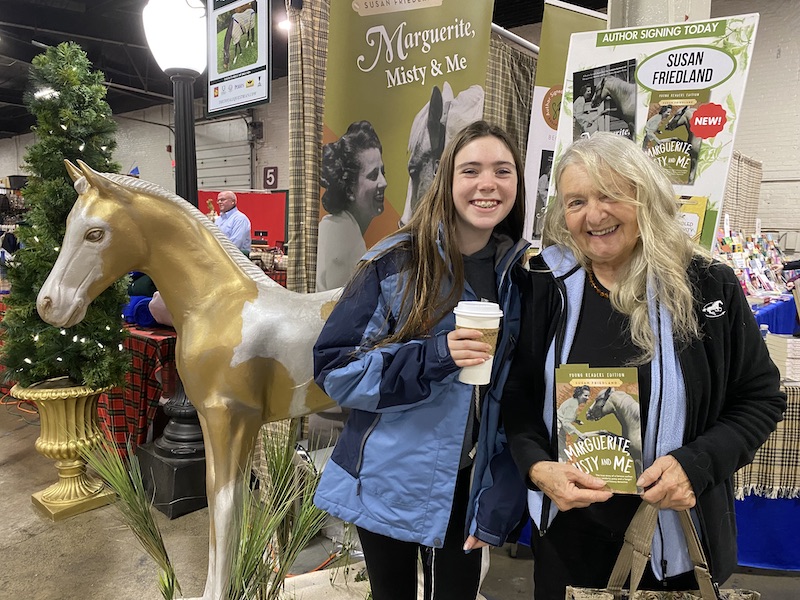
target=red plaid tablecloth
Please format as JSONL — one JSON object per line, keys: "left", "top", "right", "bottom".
{"left": 98, "top": 324, "right": 177, "bottom": 454}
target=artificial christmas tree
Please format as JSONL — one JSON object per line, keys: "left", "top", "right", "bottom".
{"left": 0, "top": 42, "right": 129, "bottom": 519}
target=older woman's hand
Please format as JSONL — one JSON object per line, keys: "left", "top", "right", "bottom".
{"left": 637, "top": 455, "right": 696, "bottom": 510}
{"left": 529, "top": 461, "right": 613, "bottom": 511}
{"left": 447, "top": 328, "right": 492, "bottom": 368}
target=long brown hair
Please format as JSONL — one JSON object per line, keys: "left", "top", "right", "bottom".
{"left": 370, "top": 120, "right": 525, "bottom": 344}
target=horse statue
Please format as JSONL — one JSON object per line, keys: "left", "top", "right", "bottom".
{"left": 399, "top": 82, "right": 484, "bottom": 226}
{"left": 585, "top": 387, "right": 643, "bottom": 472}
{"left": 665, "top": 105, "right": 701, "bottom": 184}
{"left": 590, "top": 75, "right": 637, "bottom": 137}
{"left": 36, "top": 160, "right": 339, "bottom": 600}
{"left": 222, "top": 6, "right": 256, "bottom": 70}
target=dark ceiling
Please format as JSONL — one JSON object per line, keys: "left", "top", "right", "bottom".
{"left": 0, "top": 0, "right": 607, "bottom": 140}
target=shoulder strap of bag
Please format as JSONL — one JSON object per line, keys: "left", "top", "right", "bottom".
{"left": 606, "top": 503, "right": 719, "bottom": 600}
{"left": 678, "top": 508, "right": 720, "bottom": 600}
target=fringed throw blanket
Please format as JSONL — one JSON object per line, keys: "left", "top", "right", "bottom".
{"left": 734, "top": 383, "right": 800, "bottom": 499}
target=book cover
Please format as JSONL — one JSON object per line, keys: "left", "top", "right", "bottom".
{"left": 554, "top": 365, "right": 643, "bottom": 494}
{"left": 677, "top": 195, "right": 708, "bottom": 243}
{"left": 641, "top": 90, "right": 711, "bottom": 185}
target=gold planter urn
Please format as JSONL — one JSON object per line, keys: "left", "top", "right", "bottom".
{"left": 11, "top": 376, "right": 115, "bottom": 520}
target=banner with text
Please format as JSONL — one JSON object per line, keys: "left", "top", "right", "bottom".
{"left": 524, "top": 0, "right": 607, "bottom": 243}
{"left": 207, "top": 0, "right": 270, "bottom": 115}
{"left": 315, "top": 0, "right": 493, "bottom": 291}
{"left": 551, "top": 14, "right": 759, "bottom": 249}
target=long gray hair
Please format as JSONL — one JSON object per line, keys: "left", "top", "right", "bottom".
{"left": 542, "top": 132, "right": 709, "bottom": 362}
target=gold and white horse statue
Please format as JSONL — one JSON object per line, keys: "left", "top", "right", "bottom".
{"left": 37, "top": 160, "right": 338, "bottom": 600}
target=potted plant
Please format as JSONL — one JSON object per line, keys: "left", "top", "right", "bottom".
{"left": 0, "top": 41, "right": 129, "bottom": 519}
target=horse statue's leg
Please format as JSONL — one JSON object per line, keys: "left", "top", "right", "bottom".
{"left": 190, "top": 401, "right": 261, "bottom": 600}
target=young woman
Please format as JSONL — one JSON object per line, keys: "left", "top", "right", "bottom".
{"left": 313, "top": 121, "right": 529, "bottom": 600}
{"left": 316, "top": 120, "right": 388, "bottom": 291}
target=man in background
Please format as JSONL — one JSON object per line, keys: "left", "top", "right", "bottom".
{"left": 216, "top": 190, "right": 252, "bottom": 255}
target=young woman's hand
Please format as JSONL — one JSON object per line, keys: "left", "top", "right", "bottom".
{"left": 529, "top": 461, "right": 613, "bottom": 511}
{"left": 463, "top": 535, "right": 489, "bottom": 552}
{"left": 447, "top": 328, "right": 492, "bottom": 367}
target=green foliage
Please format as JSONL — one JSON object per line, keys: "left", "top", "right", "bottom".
{"left": 81, "top": 438, "right": 180, "bottom": 600}
{"left": 0, "top": 41, "right": 129, "bottom": 388}
{"left": 226, "top": 422, "right": 328, "bottom": 599}
{"left": 84, "top": 421, "right": 329, "bottom": 600}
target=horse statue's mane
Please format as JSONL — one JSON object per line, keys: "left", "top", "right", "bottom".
{"left": 98, "top": 173, "right": 270, "bottom": 284}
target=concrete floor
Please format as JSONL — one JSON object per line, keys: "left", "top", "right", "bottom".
{"left": 2, "top": 402, "right": 798, "bottom": 599}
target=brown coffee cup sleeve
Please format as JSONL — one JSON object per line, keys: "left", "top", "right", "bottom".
{"left": 455, "top": 326, "right": 498, "bottom": 356}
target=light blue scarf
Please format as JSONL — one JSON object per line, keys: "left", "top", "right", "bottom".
{"left": 531, "top": 245, "right": 696, "bottom": 580}
{"left": 645, "top": 278, "right": 696, "bottom": 578}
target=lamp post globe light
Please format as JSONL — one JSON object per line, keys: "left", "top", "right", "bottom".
{"left": 143, "top": 0, "right": 207, "bottom": 207}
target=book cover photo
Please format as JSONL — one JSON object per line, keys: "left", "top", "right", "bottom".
{"left": 554, "top": 365, "right": 643, "bottom": 494}
{"left": 573, "top": 59, "right": 637, "bottom": 142}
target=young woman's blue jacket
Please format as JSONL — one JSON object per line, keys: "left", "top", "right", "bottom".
{"left": 312, "top": 231, "right": 529, "bottom": 548}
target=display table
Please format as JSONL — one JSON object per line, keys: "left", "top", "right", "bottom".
{"left": 98, "top": 324, "right": 177, "bottom": 454}
{"left": 734, "top": 383, "right": 800, "bottom": 570}
{"left": 752, "top": 296, "right": 798, "bottom": 335}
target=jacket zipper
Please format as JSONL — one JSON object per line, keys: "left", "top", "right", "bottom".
{"left": 355, "top": 413, "right": 381, "bottom": 496}
{"left": 540, "top": 279, "right": 568, "bottom": 536}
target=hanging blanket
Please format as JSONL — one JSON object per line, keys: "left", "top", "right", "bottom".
{"left": 734, "top": 383, "right": 800, "bottom": 499}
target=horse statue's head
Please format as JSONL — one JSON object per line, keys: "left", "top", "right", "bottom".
{"left": 37, "top": 160, "right": 149, "bottom": 328}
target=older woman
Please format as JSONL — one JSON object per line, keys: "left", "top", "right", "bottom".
{"left": 316, "top": 120, "right": 387, "bottom": 292}
{"left": 502, "top": 132, "right": 785, "bottom": 599}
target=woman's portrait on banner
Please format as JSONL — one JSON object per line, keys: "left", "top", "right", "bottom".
{"left": 316, "top": 120, "right": 387, "bottom": 292}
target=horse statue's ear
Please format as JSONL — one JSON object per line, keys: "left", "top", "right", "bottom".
{"left": 74, "top": 159, "right": 133, "bottom": 201}
{"left": 64, "top": 160, "right": 82, "bottom": 183}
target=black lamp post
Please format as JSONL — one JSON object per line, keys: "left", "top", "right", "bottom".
{"left": 139, "top": 0, "right": 208, "bottom": 517}
{"left": 143, "top": 0, "right": 206, "bottom": 207}
{"left": 168, "top": 71, "right": 200, "bottom": 206}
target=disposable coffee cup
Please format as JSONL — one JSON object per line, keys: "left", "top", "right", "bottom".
{"left": 453, "top": 301, "right": 503, "bottom": 385}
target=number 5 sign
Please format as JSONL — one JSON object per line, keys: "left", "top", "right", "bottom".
{"left": 263, "top": 166, "right": 278, "bottom": 189}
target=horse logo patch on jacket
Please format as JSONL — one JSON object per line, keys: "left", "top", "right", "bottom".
{"left": 702, "top": 299, "right": 725, "bottom": 318}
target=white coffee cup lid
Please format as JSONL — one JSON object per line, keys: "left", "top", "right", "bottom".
{"left": 453, "top": 300, "right": 503, "bottom": 318}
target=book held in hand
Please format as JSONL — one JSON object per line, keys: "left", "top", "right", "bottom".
{"left": 554, "top": 365, "right": 643, "bottom": 494}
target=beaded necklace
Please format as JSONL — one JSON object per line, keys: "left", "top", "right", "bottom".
{"left": 587, "top": 269, "right": 610, "bottom": 299}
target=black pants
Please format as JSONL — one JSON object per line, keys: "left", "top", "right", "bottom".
{"left": 530, "top": 496, "right": 698, "bottom": 600}
{"left": 356, "top": 467, "right": 482, "bottom": 600}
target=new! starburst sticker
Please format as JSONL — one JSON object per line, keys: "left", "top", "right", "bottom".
{"left": 690, "top": 103, "right": 727, "bottom": 139}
